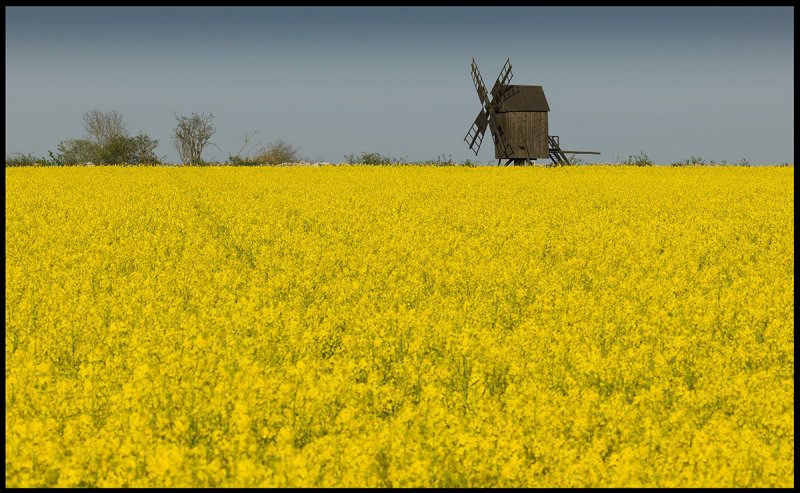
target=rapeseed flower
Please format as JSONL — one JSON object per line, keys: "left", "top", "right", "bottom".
{"left": 5, "top": 165, "right": 793, "bottom": 487}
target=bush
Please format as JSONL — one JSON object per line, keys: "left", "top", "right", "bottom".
{"left": 343, "top": 153, "right": 483, "bottom": 166}
{"left": 622, "top": 152, "right": 653, "bottom": 166}
{"left": 98, "top": 136, "right": 136, "bottom": 165}
{"left": 5, "top": 153, "right": 48, "bottom": 167}
{"left": 671, "top": 155, "right": 709, "bottom": 167}
{"left": 566, "top": 155, "right": 587, "bottom": 166}
{"left": 254, "top": 139, "right": 301, "bottom": 165}
{"left": 422, "top": 154, "right": 457, "bottom": 166}
{"left": 127, "top": 134, "right": 161, "bottom": 165}
{"left": 227, "top": 130, "right": 264, "bottom": 166}
{"left": 344, "top": 151, "right": 406, "bottom": 166}
{"left": 226, "top": 139, "right": 302, "bottom": 166}
{"left": 49, "top": 134, "right": 161, "bottom": 166}
{"left": 418, "top": 154, "right": 480, "bottom": 166}
{"left": 53, "top": 139, "right": 99, "bottom": 166}
{"left": 11, "top": 109, "right": 162, "bottom": 166}
{"left": 227, "top": 155, "right": 257, "bottom": 166}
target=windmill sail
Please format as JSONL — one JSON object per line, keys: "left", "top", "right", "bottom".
{"left": 465, "top": 109, "right": 488, "bottom": 154}
{"left": 464, "top": 58, "right": 515, "bottom": 159}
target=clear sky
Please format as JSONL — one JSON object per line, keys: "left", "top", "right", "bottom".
{"left": 5, "top": 6, "right": 794, "bottom": 165}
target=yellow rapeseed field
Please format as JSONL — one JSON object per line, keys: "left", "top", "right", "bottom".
{"left": 5, "top": 165, "right": 794, "bottom": 487}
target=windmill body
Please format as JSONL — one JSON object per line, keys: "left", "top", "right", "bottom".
{"left": 465, "top": 58, "right": 599, "bottom": 166}
{"left": 491, "top": 85, "right": 550, "bottom": 160}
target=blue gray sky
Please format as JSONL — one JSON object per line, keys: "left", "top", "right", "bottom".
{"left": 5, "top": 6, "right": 794, "bottom": 165}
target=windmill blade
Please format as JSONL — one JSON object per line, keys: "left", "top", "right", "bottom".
{"left": 489, "top": 58, "right": 513, "bottom": 109}
{"left": 466, "top": 57, "right": 512, "bottom": 157}
{"left": 464, "top": 108, "right": 488, "bottom": 154}
{"left": 487, "top": 109, "right": 513, "bottom": 159}
{"left": 470, "top": 58, "right": 490, "bottom": 108}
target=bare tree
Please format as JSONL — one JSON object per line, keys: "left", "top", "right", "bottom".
{"left": 172, "top": 112, "right": 217, "bottom": 165}
{"left": 233, "top": 129, "right": 263, "bottom": 160}
{"left": 227, "top": 129, "right": 266, "bottom": 165}
{"left": 82, "top": 109, "right": 128, "bottom": 148}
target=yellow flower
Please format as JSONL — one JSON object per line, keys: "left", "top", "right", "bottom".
{"left": 4, "top": 165, "right": 793, "bottom": 487}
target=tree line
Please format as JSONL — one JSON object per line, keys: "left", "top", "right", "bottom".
{"left": 6, "top": 109, "right": 302, "bottom": 167}
{"left": 7, "top": 110, "right": 790, "bottom": 167}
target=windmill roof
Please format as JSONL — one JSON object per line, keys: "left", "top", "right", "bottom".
{"left": 497, "top": 85, "right": 550, "bottom": 112}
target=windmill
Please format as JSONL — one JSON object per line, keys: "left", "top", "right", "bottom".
{"left": 465, "top": 58, "right": 599, "bottom": 166}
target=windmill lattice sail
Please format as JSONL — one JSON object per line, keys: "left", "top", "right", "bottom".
{"left": 464, "top": 58, "right": 514, "bottom": 160}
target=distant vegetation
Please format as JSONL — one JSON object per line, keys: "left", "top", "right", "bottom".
{"left": 668, "top": 156, "right": 757, "bottom": 167}
{"left": 172, "top": 112, "right": 218, "bottom": 166}
{"left": 227, "top": 136, "right": 303, "bottom": 166}
{"left": 3, "top": 109, "right": 793, "bottom": 167}
{"left": 342, "top": 152, "right": 480, "bottom": 167}
{"left": 343, "top": 151, "right": 405, "bottom": 166}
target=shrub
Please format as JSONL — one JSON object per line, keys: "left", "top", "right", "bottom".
{"left": 127, "top": 133, "right": 161, "bottom": 165}
{"left": 5, "top": 153, "right": 47, "bottom": 167}
{"left": 227, "top": 155, "right": 257, "bottom": 166}
{"left": 98, "top": 136, "right": 137, "bottom": 165}
{"left": 227, "top": 130, "right": 265, "bottom": 166}
{"left": 49, "top": 134, "right": 161, "bottom": 166}
{"left": 344, "top": 151, "right": 406, "bottom": 166}
{"left": 566, "top": 155, "right": 587, "bottom": 166}
{"left": 254, "top": 139, "right": 302, "bottom": 165}
{"left": 53, "top": 139, "right": 99, "bottom": 166}
{"left": 622, "top": 152, "right": 653, "bottom": 166}
{"left": 422, "top": 154, "right": 458, "bottom": 166}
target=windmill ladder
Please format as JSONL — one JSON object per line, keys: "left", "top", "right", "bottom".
{"left": 548, "top": 136, "right": 571, "bottom": 166}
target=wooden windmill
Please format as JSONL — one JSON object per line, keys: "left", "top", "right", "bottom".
{"left": 464, "top": 58, "right": 599, "bottom": 166}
